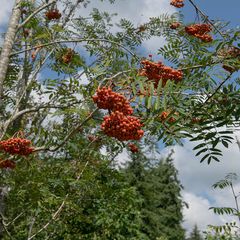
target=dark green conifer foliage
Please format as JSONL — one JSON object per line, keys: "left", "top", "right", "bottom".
{"left": 188, "top": 225, "right": 203, "bottom": 240}
{"left": 125, "top": 151, "right": 185, "bottom": 240}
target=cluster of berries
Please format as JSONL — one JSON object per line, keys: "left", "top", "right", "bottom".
{"left": 128, "top": 143, "right": 139, "bottom": 153}
{"left": 101, "top": 111, "right": 144, "bottom": 141}
{"left": 170, "top": 22, "right": 181, "bottom": 29}
{"left": 160, "top": 111, "right": 177, "bottom": 123}
{"left": 0, "top": 138, "right": 34, "bottom": 156}
{"left": 185, "top": 24, "right": 213, "bottom": 42}
{"left": 93, "top": 87, "right": 144, "bottom": 141}
{"left": 92, "top": 87, "right": 133, "bottom": 115}
{"left": 170, "top": 0, "right": 184, "bottom": 8}
{"left": 227, "top": 46, "right": 240, "bottom": 58}
{"left": 0, "top": 159, "right": 16, "bottom": 169}
{"left": 62, "top": 48, "right": 74, "bottom": 64}
{"left": 45, "top": 9, "right": 61, "bottom": 20}
{"left": 139, "top": 60, "right": 183, "bottom": 87}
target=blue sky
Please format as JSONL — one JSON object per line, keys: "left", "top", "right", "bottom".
{"left": 182, "top": 0, "right": 240, "bottom": 28}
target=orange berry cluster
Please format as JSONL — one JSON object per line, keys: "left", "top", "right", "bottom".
{"left": 92, "top": 87, "right": 133, "bottom": 115}
{"left": 45, "top": 9, "right": 61, "bottom": 20}
{"left": 185, "top": 24, "right": 213, "bottom": 42}
{"left": 170, "top": 0, "right": 184, "bottom": 8}
{"left": 170, "top": 22, "right": 181, "bottom": 29}
{"left": 128, "top": 143, "right": 139, "bottom": 153}
{"left": 101, "top": 111, "right": 144, "bottom": 141}
{"left": 0, "top": 159, "right": 16, "bottom": 169}
{"left": 139, "top": 60, "right": 183, "bottom": 87}
{"left": 160, "top": 111, "right": 176, "bottom": 123}
{"left": 0, "top": 138, "right": 34, "bottom": 156}
{"left": 62, "top": 48, "right": 74, "bottom": 64}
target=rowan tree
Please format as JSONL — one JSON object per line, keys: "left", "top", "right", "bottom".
{"left": 0, "top": 0, "right": 239, "bottom": 238}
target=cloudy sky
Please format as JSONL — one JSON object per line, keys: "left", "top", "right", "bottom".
{"left": 1, "top": 0, "right": 240, "bottom": 237}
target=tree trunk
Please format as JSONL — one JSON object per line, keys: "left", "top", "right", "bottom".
{"left": 0, "top": 0, "right": 22, "bottom": 106}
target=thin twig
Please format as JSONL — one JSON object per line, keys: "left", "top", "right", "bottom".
{"left": 187, "top": 0, "right": 227, "bottom": 39}
{"left": 203, "top": 73, "right": 232, "bottom": 104}
{"left": 10, "top": 39, "right": 139, "bottom": 60}
{"left": 230, "top": 183, "right": 240, "bottom": 223}
{"left": 33, "top": 108, "right": 98, "bottom": 152}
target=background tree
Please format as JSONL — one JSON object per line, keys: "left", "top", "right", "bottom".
{"left": 188, "top": 225, "right": 203, "bottom": 240}
{"left": 124, "top": 151, "right": 185, "bottom": 240}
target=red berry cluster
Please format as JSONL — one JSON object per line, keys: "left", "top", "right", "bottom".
{"left": 45, "top": 9, "right": 61, "bottom": 20}
{"left": 170, "top": 22, "right": 181, "bottom": 29}
{"left": 139, "top": 60, "right": 183, "bottom": 87}
{"left": 0, "top": 138, "right": 34, "bottom": 156}
{"left": 170, "top": 0, "right": 184, "bottom": 8}
{"left": 160, "top": 111, "right": 177, "bottom": 123}
{"left": 128, "top": 143, "right": 139, "bottom": 153}
{"left": 92, "top": 87, "right": 133, "bottom": 115}
{"left": 101, "top": 111, "right": 144, "bottom": 141}
{"left": 62, "top": 48, "right": 74, "bottom": 64}
{"left": 185, "top": 24, "right": 213, "bottom": 42}
{"left": 0, "top": 159, "right": 16, "bottom": 169}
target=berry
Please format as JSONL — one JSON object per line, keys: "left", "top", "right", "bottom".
{"left": 101, "top": 111, "right": 144, "bottom": 141}
{"left": 128, "top": 143, "right": 139, "bottom": 153}
{"left": 0, "top": 159, "right": 16, "bottom": 169}
{"left": 170, "top": 0, "right": 184, "bottom": 8}
{"left": 45, "top": 9, "right": 61, "bottom": 20}
{"left": 139, "top": 60, "right": 183, "bottom": 88}
{"left": 191, "top": 117, "right": 201, "bottom": 124}
{"left": 185, "top": 24, "right": 213, "bottom": 42}
{"left": 92, "top": 87, "right": 133, "bottom": 115}
{"left": 0, "top": 138, "right": 34, "bottom": 156}
{"left": 160, "top": 111, "right": 177, "bottom": 123}
{"left": 61, "top": 48, "right": 74, "bottom": 64}
{"left": 170, "top": 22, "right": 181, "bottom": 29}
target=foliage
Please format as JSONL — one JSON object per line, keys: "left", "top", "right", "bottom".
{"left": 0, "top": 0, "right": 240, "bottom": 238}
{"left": 204, "top": 173, "right": 240, "bottom": 239}
{"left": 188, "top": 225, "right": 203, "bottom": 240}
{"left": 124, "top": 151, "right": 185, "bottom": 240}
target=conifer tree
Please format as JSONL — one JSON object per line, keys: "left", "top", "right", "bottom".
{"left": 125, "top": 151, "right": 185, "bottom": 240}
{"left": 188, "top": 225, "right": 203, "bottom": 240}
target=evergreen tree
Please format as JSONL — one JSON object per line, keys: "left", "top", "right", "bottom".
{"left": 188, "top": 225, "right": 203, "bottom": 240}
{"left": 125, "top": 151, "right": 185, "bottom": 240}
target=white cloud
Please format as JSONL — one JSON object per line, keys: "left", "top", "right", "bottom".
{"left": 161, "top": 131, "right": 240, "bottom": 235}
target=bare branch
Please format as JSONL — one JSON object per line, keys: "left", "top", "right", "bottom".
{"left": 10, "top": 38, "right": 139, "bottom": 60}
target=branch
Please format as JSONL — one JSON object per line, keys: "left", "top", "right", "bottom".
{"left": 27, "top": 160, "right": 89, "bottom": 240}
{"left": 203, "top": 73, "right": 233, "bottom": 104}
{"left": 187, "top": 0, "right": 227, "bottom": 39}
{"left": 10, "top": 38, "right": 139, "bottom": 60}
{"left": 8, "top": 100, "right": 83, "bottom": 123}
{"left": 0, "top": 50, "right": 54, "bottom": 140}
{"left": 18, "top": 0, "right": 57, "bottom": 30}
{"left": 0, "top": 0, "right": 22, "bottom": 106}
{"left": 33, "top": 108, "right": 98, "bottom": 152}
{"left": 61, "top": 0, "right": 84, "bottom": 28}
